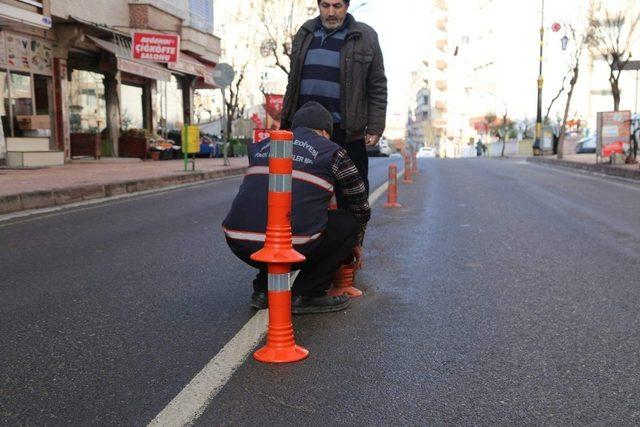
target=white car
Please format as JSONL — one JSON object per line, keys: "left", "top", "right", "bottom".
{"left": 379, "top": 138, "right": 393, "bottom": 156}
{"left": 416, "top": 147, "right": 435, "bottom": 158}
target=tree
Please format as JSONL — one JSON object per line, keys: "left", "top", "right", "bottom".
{"left": 557, "top": 24, "right": 588, "bottom": 159}
{"left": 587, "top": 0, "right": 640, "bottom": 111}
{"left": 484, "top": 111, "right": 514, "bottom": 157}
{"left": 255, "top": 0, "right": 317, "bottom": 76}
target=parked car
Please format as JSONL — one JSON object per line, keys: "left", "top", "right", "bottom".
{"left": 417, "top": 146, "right": 436, "bottom": 158}
{"left": 379, "top": 138, "right": 392, "bottom": 156}
{"left": 365, "top": 137, "right": 391, "bottom": 157}
{"left": 365, "top": 142, "right": 381, "bottom": 157}
{"left": 575, "top": 136, "right": 596, "bottom": 154}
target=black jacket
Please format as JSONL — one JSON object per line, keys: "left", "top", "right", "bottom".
{"left": 282, "top": 15, "right": 388, "bottom": 142}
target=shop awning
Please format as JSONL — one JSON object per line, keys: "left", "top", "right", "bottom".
{"left": 168, "top": 52, "right": 218, "bottom": 89}
{"left": 87, "top": 35, "right": 171, "bottom": 82}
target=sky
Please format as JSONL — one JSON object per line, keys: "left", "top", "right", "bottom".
{"left": 349, "top": 0, "right": 432, "bottom": 122}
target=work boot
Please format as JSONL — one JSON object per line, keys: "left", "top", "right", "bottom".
{"left": 291, "top": 294, "right": 351, "bottom": 315}
{"left": 250, "top": 291, "right": 268, "bottom": 309}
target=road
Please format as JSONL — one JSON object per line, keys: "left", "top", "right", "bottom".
{"left": 2, "top": 157, "right": 640, "bottom": 424}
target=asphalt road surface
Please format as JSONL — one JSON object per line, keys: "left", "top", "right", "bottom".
{"left": 2, "top": 157, "right": 640, "bottom": 425}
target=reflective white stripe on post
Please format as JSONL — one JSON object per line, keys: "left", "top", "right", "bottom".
{"left": 246, "top": 167, "right": 334, "bottom": 192}
{"left": 269, "top": 174, "right": 292, "bottom": 192}
{"left": 268, "top": 273, "right": 291, "bottom": 291}
{"left": 270, "top": 140, "right": 293, "bottom": 159}
{"left": 222, "top": 228, "right": 322, "bottom": 244}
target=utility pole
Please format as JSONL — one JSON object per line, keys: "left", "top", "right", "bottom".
{"left": 534, "top": 0, "right": 545, "bottom": 155}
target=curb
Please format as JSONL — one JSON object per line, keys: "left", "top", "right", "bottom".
{"left": 526, "top": 157, "right": 640, "bottom": 181}
{"left": 0, "top": 166, "right": 248, "bottom": 215}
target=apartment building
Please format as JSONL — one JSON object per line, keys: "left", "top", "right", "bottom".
{"left": 0, "top": 0, "right": 221, "bottom": 166}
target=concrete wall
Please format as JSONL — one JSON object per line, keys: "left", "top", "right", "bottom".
{"left": 50, "top": 0, "right": 130, "bottom": 28}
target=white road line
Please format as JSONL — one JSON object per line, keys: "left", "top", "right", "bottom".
{"left": 148, "top": 310, "right": 268, "bottom": 427}
{"left": 368, "top": 168, "right": 405, "bottom": 205}
{"left": 147, "top": 168, "right": 402, "bottom": 426}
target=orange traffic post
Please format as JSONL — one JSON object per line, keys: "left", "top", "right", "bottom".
{"left": 412, "top": 151, "right": 419, "bottom": 175}
{"left": 251, "top": 130, "right": 309, "bottom": 364}
{"left": 403, "top": 153, "right": 413, "bottom": 184}
{"left": 327, "top": 255, "right": 362, "bottom": 297}
{"left": 383, "top": 164, "right": 402, "bottom": 208}
{"left": 326, "top": 196, "right": 363, "bottom": 297}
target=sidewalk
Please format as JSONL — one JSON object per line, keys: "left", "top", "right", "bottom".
{"left": 0, "top": 157, "right": 249, "bottom": 215}
{"left": 527, "top": 153, "right": 640, "bottom": 181}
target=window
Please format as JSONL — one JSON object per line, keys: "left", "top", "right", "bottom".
{"left": 157, "top": 75, "right": 184, "bottom": 133}
{"left": 188, "top": 0, "right": 214, "bottom": 33}
{"left": 121, "top": 84, "right": 144, "bottom": 130}
{"left": 1, "top": 71, "right": 9, "bottom": 136}
{"left": 10, "top": 72, "right": 33, "bottom": 137}
{"left": 68, "top": 70, "right": 106, "bottom": 133}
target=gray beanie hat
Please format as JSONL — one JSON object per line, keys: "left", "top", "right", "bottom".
{"left": 291, "top": 101, "right": 334, "bottom": 135}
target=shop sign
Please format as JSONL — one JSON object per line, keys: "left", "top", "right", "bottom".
{"left": 0, "top": 31, "right": 52, "bottom": 75}
{"left": 597, "top": 110, "right": 631, "bottom": 157}
{"left": 264, "top": 94, "right": 284, "bottom": 130}
{"left": 132, "top": 32, "right": 180, "bottom": 63}
{"left": 253, "top": 129, "right": 270, "bottom": 144}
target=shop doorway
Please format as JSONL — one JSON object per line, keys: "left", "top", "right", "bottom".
{"left": 121, "top": 83, "right": 145, "bottom": 131}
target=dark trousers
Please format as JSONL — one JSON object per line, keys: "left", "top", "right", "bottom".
{"left": 234, "top": 210, "right": 360, "bottom": 297}
{"left": 332, "top": 125, "right": 369, "bottom": 196}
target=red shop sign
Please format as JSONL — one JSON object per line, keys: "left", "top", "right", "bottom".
{"left": 132, "top": 31, "right": 180, "bottom": 63}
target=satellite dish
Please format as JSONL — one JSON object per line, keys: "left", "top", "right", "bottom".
{"left": 213, "top": 63, "right": 235, "bottom": 88}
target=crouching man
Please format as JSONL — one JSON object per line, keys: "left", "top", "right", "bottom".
{"left": 222, "top": 102, "right": 370, "bottom": 314}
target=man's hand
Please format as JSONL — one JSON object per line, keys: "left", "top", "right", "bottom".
{"left": 353, "top": 245, "right": 364, "bottom": 272}
{"left": 365, "top": 134, "right": 381, "bottom": 147}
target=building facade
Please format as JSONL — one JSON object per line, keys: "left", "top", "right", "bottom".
{"left": 0, "top": 0, "right": 221, "bottom": 166}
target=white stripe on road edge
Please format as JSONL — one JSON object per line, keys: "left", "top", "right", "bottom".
{"left": 368, "top": 168, "right": 406, "bottom": 206}
{"left": 148, "top": 309, "right": 268, "bottom": 427}
{"left": 147, "top": 167, "right": 403, "bottom": 426}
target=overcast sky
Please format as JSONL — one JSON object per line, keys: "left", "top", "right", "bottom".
{"left": 350, "top": 0, "right": 432, "bottom": 121}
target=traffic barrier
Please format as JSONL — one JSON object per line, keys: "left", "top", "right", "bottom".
{"left": 403, "top": 153, "right": 413, "bottom": 184}
{"left": 326, "top": 196, "right": 363, "bottom": 297}
{"left": 327, "top": 255, "right": 362, "bottom": 297}
{"left": 412, "top": 152, "right": 419, "bottom": 175}
{"left": 383, "top": 164, "right": 402, "bottom": 208}
{"left": 251, "top": 130, "right": 309, "bottom": 363}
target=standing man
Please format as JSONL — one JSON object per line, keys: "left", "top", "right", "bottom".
{"left": 281, "top": 0, "right": 387, "bottom": 196}
{"left": 223, "top": 102, "right": 370, "bottom": 313}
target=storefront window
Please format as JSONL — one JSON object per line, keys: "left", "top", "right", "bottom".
{"left": 68, "top": 70, "right": 106, "bottom": 133}
{"left": 1, "top": 71, "right": 9, "bottom": 136}
{"left": 121, "top": 83, "right": 144, "bottom": 130}
{"left": 157, "top": 76, "right": 184, "bottom": 134}
{"left": 10, "top": 72, "right": 33, "bottom": 136}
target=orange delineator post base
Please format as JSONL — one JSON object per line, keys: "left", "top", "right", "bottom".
{"left": 384, "top": 163, "right": 402, "bottom": 208}
{"left": 251, "top": 130, "right": 308, "bottom": 364}
{"left": 326, "top": 256, "right": 363, "bottom": 298}
{"left": 253, "top": 264, "right": 309, "bottom": 363}
{"left": 403, "top": 154, "right": 413, "bottom": 184}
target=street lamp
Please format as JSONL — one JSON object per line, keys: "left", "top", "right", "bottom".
{"left": 534, "top": 0, "right": 545, "bottom": 155}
